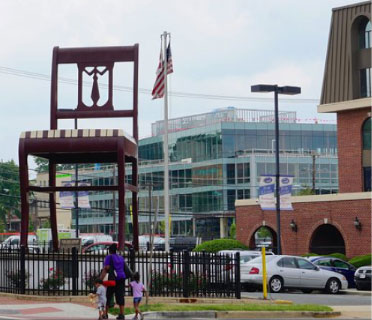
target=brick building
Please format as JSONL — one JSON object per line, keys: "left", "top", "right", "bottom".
{"left": 236, "top": 1, "right": 371, "bottom": 257}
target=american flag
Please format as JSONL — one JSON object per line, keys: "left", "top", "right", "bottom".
{"left": 152, "top": 43, "right": 173, "bottom": 99}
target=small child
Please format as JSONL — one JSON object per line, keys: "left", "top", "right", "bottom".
{"left": 89, "top": 278, "right": 107, "bottom": 320}
{"left": 129, "top": 272, "right": 146, "bottom": 320}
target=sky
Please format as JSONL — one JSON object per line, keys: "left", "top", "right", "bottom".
{"left": 0, "top": 0, "right": 362, "bottom": 165}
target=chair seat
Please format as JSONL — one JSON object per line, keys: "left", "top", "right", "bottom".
{"left": 20, "top": 129, "right": 136, "bottom": 144}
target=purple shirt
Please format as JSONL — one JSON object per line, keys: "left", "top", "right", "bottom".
{"left": 104, "top": 254, "right": 126, "bottom": 280}
{"left": 130, "top": 281, "right": 145, "bottom": 298}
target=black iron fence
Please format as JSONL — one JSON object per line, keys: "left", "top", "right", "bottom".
{"left": 0, "top": 246, "right": 240, "bottom": 299}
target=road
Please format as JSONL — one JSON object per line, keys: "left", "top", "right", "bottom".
{"left": 242, "top": 290, "right": 371, "bottom": 305}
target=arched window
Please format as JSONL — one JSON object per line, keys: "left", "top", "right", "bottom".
{"left": 359, "top": 18, "right": 371, "bottom": 49}
{"left": 363, "top": 117, "right": 371, "bottom": 150}
{"left": 362, "top": 118, "right": 371, "bottom": 191}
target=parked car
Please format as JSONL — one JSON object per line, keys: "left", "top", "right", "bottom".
{"left": 218, "top": 250, "right": 274, "bottom": 264}
{"left": 82, "top": 241, "right": 132, "bottom": 254}
{"left": 79, "top": 234, "right": 113, "bottom": 247}
{"left": 241, "top": 255, "right": 348, "bottom": 294}
{"left": 0, "top": 235, "right": 40, "bottom": 253}
{"left": 138, "top": 235, "right": 165, "bottom": 251}
{"left": 308, "top": 256, "right": 356, "bottom": 288}
{"left": 354, "top": 266, "right": 371, "bottom": 291}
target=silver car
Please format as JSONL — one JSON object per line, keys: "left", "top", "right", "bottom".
{"left": 241, "top": 255, "right": 348, "bottom": 294}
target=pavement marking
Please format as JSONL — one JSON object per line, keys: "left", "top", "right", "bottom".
{"left": 20, "top": 307, "right": 62, "bottom": 315}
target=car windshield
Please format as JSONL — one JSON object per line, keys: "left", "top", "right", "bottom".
{"left": 248, "top": 255, "right": 276, "bottom": 264}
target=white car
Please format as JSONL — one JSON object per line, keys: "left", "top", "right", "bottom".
{"left": 241, "top": 255, "right": 348, "bottom": 294}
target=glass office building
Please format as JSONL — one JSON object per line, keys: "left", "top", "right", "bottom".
{"left": 70, "top": 107, "right": 338, "bottom": 239}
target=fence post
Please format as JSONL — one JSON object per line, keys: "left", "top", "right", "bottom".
{"left": 71, "top": 247, "right": 78, "bottom": 295}
{"left": 129, "top": 247, "right": 135, "bottom": 274}
{"left": 182, "top": 250, "right": 190, "bottom": 298}
{"left": 202, "top": 250, "right": 207, "bottom": 296}
{"left": 234, "top": 252, "right": 241, "bottom": 299}
{"left": 20, "top": 245, "right": 26, "bottom": 294}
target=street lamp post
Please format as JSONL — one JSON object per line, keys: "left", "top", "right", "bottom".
{"left": 251, "top": 85, "right": 301, "bottom": 255}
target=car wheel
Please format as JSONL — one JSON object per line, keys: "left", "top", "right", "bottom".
{"left": 325, "top": 278, "right": 341, "bottom": 294}
{"left": 301, "top": 289, "right": 313, "bottom": 294}
{"left": 269, "top": 276, "right": 283, "bottom": 293}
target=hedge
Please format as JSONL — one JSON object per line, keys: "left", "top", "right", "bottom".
{"left": 302, "top": 252, "right": 347, "bottom": 261}
{"left": 349, "top": 254, "right": 372, "bottom": 268}
{"left": 193, "top": 239, "right": 248, "bottom": 253}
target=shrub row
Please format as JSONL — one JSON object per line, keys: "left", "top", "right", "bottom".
{"left": 193, "top": 239, "right": 248, "bottom": 253}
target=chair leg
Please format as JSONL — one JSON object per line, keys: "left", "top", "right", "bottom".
{"left": 132, "top": 158, "right": 139, "bottom": 251}
{"left": 117, "top": 141, "right": 126, "bottom": 251}
{"left": 18, "top": 142, "right": 29, "bottom": 248}
{"left": 49, "top": 161, "right": 58, "bottom": 252}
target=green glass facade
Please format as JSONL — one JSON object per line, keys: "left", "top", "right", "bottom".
{"left": 70, "top": 108, "right": 338, "bottom": 239}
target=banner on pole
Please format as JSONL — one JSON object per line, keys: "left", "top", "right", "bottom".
{"left": 279, "top": 176, "right": 293, "bottom": 211}
{"left": 59, "top": 181, "right": 91, "bottom": 209}
{"left": 258, "top": 175, "right": 276, "bottom": 210}
{"left": 258, "top": 175, "right": 293, "bottom": 211}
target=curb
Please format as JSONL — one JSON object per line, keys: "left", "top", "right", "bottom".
{"left": 129, "top": 311, "right": 341, "bottom": 319}
{"left": 341, "top": 289, "right": 372, "bottom": 297}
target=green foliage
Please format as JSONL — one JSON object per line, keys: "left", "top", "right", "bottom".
{"left": 0, "top": 160, "right": 21, "bottom": 227}
{"left": 229, "top": 223, "right": 236, "bottom": 239}
{"left": 193, "top": 239, "right": 248, "bottom": 253}
{"left": 302, "top": 252, "right": 348, "bottom": 261}
{"left": 41, "top": 220, "right": 51, "bottom": 228}
{"left": 349, "top": 254, "right": 372, "bottom": 268}
{"left": 257, "top": 227, "right": 272, "bottom": 239}
{"left": 296, "top": 187, "right": 315, "bottom": 196}
{"left": 327, "top": 253, "right": 347, "bottom": 261}
{"left": 301, "top": 253, "right": 319, "bottom": 257}
{"left": 109, "top": 303, "right": 332, "bottom": 316}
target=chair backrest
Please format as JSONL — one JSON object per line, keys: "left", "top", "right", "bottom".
{"left": 50, "top": 45, "right": 139, "bottom": 142}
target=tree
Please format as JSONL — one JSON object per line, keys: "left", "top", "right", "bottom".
{"left": 296, "top": 186, "right": 315, "bottom": 196}
{"left": 33, "top": 156, "right": 75, "bottom": 173}
{"left": 0, "top": 160, "right": 21, "bottom": 229}
{"left": 257, "top": 226, "right": 272, "bottom": 239}
{"left": 229, "top": 223, "right": 236, "bottom": 239}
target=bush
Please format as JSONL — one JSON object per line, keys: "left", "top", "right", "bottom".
{"left": 301, "top": 252, "right": 347, "bottom": 261}
{"left": 39, "top": 268, "right": 65, "bottom": 290}
{"left": 349, "top": 254, "right": 372, "bottom": 268}
{"left": 193, "top": 239, "right": 248, "bottom": 253}
{"left": 301, "top": 253, "right": 319, "bottom": 257}
{"left": 326, "top": 253, "right": 348, "bottom": 261}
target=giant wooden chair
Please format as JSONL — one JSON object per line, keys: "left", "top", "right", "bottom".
{"left": 18, "top": 45, "right": 139, "bottom": 251}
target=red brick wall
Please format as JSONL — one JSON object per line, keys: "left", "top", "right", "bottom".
{"left": 337, "top": 107, "right": 370, "bottom": 193}
{"left": 236, "top": 198, "right": 371, "bottom": 258}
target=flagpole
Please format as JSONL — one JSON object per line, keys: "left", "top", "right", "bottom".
{"left": 162, "top": 31, "right": 170, "bottom": 251}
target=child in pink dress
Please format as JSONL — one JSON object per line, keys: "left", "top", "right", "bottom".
{"left": 129, "top": 272, "right": 146, "bottom": 320}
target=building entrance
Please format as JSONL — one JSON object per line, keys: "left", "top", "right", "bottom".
{"left": 309, "top": 224, "right": 345, "bottom": 255}
{"left": 249, "top": 226, "right": 277, "bottom": 253}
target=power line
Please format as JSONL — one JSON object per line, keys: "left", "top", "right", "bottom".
{"left": 0, "top": 66, "right": 320, "bottom": 103}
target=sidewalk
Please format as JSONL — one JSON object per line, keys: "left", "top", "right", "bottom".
{"left": 331, "top": 305, "right": 371, "bottom": 319}
{"left": 0, "top": 296, "right": 97, "bottom": 320}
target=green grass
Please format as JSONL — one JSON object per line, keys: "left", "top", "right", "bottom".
{"left": 109, "top": 303, "right": 332, "bottom": 315}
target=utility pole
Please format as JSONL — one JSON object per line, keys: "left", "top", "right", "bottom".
{"left": 74, "top": 118, "right": 79, "bottom": 238}
{"left": 311, "top": 151, "right": 318, "bottom": 193}
{"left": 112, "top": 165, "right": 116, "bottom": 239}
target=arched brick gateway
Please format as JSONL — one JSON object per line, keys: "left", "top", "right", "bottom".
{"left": 236, "top": 193, "right": 371, "bottom": 258}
